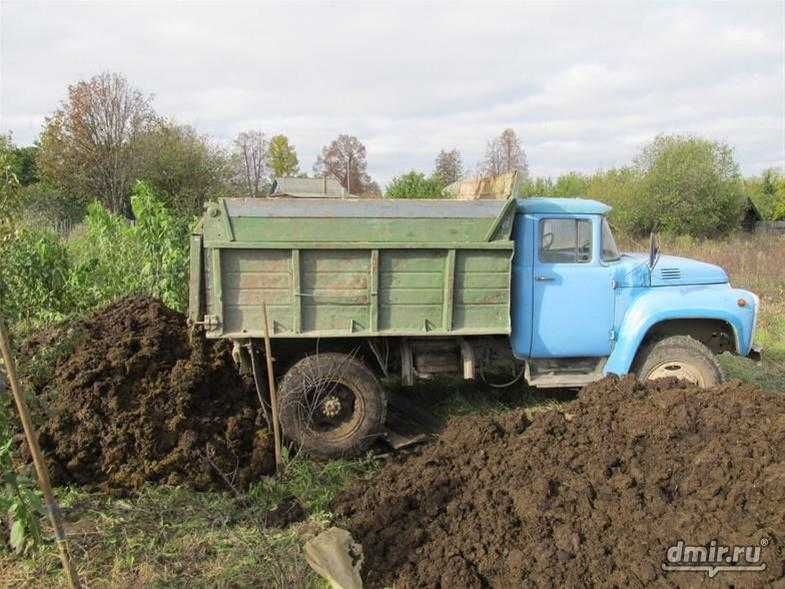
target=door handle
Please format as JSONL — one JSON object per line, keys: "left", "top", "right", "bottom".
{"left": 535, "top": 275, "right": 555, "bottom": 282}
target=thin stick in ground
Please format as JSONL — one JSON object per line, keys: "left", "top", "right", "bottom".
{"left": 262, "top": 302, "right": 284, "bottom": 472}
{"left": 0, "top": 316, "right": 82, "bottom": 589}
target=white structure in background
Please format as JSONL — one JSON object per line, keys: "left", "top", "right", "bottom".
{"left": 442, "top": 170, "right": 521, "bottom": 200}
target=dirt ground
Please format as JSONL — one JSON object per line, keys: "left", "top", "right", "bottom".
{"left": 335, "top": 376, "right": 785, "bottom": 588}
{"left": 29, "top": 296, "right": 274, "bottom": 491}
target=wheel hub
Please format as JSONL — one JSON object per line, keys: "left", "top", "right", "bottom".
{"left": 321, "top": 395, "right": 342, "bottom": 418}
{"left": 647, "top": 361, "right": 705, "bottom": 387}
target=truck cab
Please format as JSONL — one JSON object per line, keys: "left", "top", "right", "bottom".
{"left": 510, "top": 197, "right": 759, "bottom": 388}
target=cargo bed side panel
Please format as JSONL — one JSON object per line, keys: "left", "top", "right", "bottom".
{"left": 221, "top": 249, "right": 293, "bottom": 336}
{"left": 206, "top": 247, "right": 513, "bottom": 338}
{"left": 379, "top": 250, "right": 445, "bottom": 332}
{"left": 453, "top": 250, "right": 511, "bottom": 332}
{"left": 301, "top": 250, "right": 370, "bottom": 334}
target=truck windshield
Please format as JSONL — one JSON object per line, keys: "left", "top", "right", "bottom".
{"left": 602, "top": 218, "right": 621, "bottom": 262}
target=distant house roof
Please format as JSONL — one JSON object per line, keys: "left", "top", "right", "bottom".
{"left": 271, "top": 176, "right": 355, "bottom": 198}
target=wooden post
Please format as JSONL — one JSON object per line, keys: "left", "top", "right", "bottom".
{"left": 0, "top": 318, "right": 81, "bottom": 589}
{"left": 262, "top": 303, "right": 283, "bottom": 472}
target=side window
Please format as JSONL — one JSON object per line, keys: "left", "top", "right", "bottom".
{"left": 539, "top": 218, "right": 593, "bottom": 263}
{"left": 601, "top": 218, "right": 621, "bottom": 262}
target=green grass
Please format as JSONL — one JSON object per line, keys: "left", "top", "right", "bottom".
{"left": 720, "top": 303, "right": 785, "bottom": 392}
{"left": 0, "top": 457, "right": 379, "bottom": 588}
{"left": 756, "top": 306, "right": 785, "bottom": 361}
{"left": 248, "top": 452, "right": 380, "bottom": 516}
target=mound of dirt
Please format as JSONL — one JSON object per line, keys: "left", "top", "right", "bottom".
{"left": 335, "top": 376, "right": 785, "bottom": 587}
{"left": 34, "top": 296, "right": 273, "bottom": 491}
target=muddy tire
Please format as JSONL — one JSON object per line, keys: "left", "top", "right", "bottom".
{"left": 278, "top": 352, "right": 387, "bottom": 458}
{"left": 633, "top": 335, "right": 724, "bottom": 388}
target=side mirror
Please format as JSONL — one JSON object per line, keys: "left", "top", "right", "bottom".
{"left": 648, "top": 229, "right": 659, "bottom": 269}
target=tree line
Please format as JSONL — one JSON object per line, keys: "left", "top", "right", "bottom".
{"left": 0, "top": 72, "right": 383, "bottom": 226}
{"left": 386, "top": 134, "right": 785, "bottom": 237}
{"left": 519, "top": 137, "right": 785, "bottom": 237}
{"left": 1, "top": 71, "right": 784, "bottom": 240}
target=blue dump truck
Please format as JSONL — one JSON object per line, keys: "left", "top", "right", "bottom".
{"left": 190, "top": 196, "right": 760, "bottom": 456}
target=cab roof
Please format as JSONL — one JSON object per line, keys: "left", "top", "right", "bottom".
{"left": 515, "top": 197, "right": 611, "bottom": 215}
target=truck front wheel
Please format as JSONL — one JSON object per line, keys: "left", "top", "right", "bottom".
{"left": 633, "top": 335, "right": 724, "bottom": 388}
{"left": 278, "top": 352, "right": 387, "bottom": 458}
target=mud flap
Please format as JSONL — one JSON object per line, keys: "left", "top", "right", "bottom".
{"left": 381, "top": 389, "right": 440, "bottom": 450}
{"left": 382, "top": 428, "right": 429, "bottom": 450}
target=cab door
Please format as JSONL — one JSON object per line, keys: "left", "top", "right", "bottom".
{"left": 529, "top": 215, "right": 614, "bottom": 358}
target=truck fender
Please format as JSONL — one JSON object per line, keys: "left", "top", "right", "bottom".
{"left": 604, "top": 286, "right": 750, "bottom": 376}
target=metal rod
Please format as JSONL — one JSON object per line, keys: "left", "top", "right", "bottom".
{"left": 0, "top": 317, "right": 81, "bottom": 589}
{"left": 261, "top": 303, "right": 283, "bottom": 472}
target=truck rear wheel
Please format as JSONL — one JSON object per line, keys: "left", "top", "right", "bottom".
{"left": 278, "top": 352, "right": 387, "bottom": 458}
{"left": 633, "top": 335, "right": 724, "bottom": 388}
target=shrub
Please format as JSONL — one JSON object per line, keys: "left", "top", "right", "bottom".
{"left": 634, "top": 135, "right": 745, "bottom": 237}
{"left": 773, "top": 175, "right": 785, "bottom": 221}
{"left": 17, "top": 183, "right": 85, "bottom": 234}
{"left": 519, "top": 176, "right": 555, "bottom": 196}
{"left": 128, "top": 180, "right": 190, "bottom": 310}
{"left": 67, "top": 180, "right": 190, "bottom": 312}
{"left": 0, "top": 135, "right": 21, "bottom": 220}
{"left": 585, "top": 167, "right": 645, "bottom": 235}
{"left": 0, "top": 224, "right": 72, "bottom": 326}
{"left": 0, "top": 180, "right": 190, "bottom": 329}
{"left": 551, "top": 172, "right": 589, "bottom": 196}
{"left": 386, "top": 171, "right": 444, "bottom": 199}
{"left": 743, "top": 169, "right": 780, "bottom": 221}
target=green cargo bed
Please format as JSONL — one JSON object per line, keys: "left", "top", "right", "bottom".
{"left": 189, "top": 197, "right": 516, "bottom": 339}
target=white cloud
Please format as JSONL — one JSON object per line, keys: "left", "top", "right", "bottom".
{"left": 1, "top": 0, "right": 783, "bottom": 186}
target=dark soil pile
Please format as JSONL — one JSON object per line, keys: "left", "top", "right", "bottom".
{"left": 336, "top": 376, "right": 785, "bottom": 587}
{"left": 35, "top": 296, "right": 273, "bottom": 491}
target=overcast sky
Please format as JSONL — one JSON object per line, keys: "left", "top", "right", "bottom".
{"left": 1, "top": 1, "right": 784, "bottom": 187}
